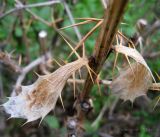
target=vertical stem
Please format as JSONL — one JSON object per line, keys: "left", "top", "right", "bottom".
{"left": 81, "top": 0, "right": 128, "bottom": 99}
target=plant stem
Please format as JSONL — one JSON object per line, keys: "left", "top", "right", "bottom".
{"left": 81, "top": 0, "right": 129, "bottom": 99}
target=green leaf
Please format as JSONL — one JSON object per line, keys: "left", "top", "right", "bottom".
{"left": 15, "top": 27, "right": 23, "bottom": 37}
{"left": 0, "top": 28, "right": 8, "bottom": 39}
{"left": 139, "top": 125, "right": 151, "bottom": 137}
{"left": 44, "top": 116, "right": 60, "bottom": 129}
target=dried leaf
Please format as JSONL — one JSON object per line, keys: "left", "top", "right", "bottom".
{"left": 113, "top": 45, "right": 155, "bottom": 81}
{"left": 110, "top": 63, "right": 152, "bottom": 102}
{"left": 3, "top": 58, "right": 88, "bottom": 123}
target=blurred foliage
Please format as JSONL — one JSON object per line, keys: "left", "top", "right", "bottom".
{"left": 44, "top": 116, "right": 60, "bottom": 129}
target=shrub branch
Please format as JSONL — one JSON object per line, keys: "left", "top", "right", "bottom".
{"left": 81, "top": 0, "right": 129, "bottom": 100}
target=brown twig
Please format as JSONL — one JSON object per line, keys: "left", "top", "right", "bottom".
{"left": 68, "top": 0, "right": 129, "bottom": 135}
{"left": 144, "top": 51, "right": 160, "bottom": 59}
{"left": 61, "top": 0, "right": 82, "bottom": 41}
{"left": 19, "top": 9, "right": 31, "bottom": 63}
{"left": 0, "top": 51, "right": 21, "bottom": 73}
{"left": 81, "top": 0, "right": 128, "bottom": 99}
{"left": 0, "top": 0, "right": 60, "bottom": 19}
{"left": 67, "top": 79, "right": 111, "bottom": 85}
{"left": 143, "top": 20, "right": 160, "bottom": 38}
{"left": 67, "top": 79, "right": 160, "bottom": 91}
{"left": 14, "top": 0, "right": 78, "bottom": 49}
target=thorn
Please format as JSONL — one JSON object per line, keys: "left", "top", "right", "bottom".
{"left": 82, "top": 43, "right": 86, "bottom": 58}
{"left": 124, "top": 54, "right": 135, "bottom": 78}
{"left": 153, "top": 96, "right": 160, "bottom": 110}
{"left": 113, "top": 52, "right": 119, "bottom": 76}
{"left": 116, "top": 66, "right": 121, "bottom": 73}
{"left": 117, "top": 31, "right": 135, "bottom": 49}
{"left": 34, "top": 71, "right": 42, "bottom": 77}
{"left": 52, "top": 58, "right": 62, "bottom": 67}
{"left": 116, "top": 34, "right": 119, "bottom": 46}
{"left": 59, "top": 20, "right": 92, "bottom": 30}
{"left": 38, "top": 116, "right": 45, "bottom": 127}
{"left": 86, "top": 65, "right": 94, "bottom": 84}
{"left": 59, "top": 94, "right": 65, "bottom": 111}
{"left": 74, "top": 17, "right": 102, "bottom": 22}
{"left": 58, "top": 58, "right": 67, "bottom": 65}
{"left": 59, "top": 32, "right": 81, "bottom": 59}
{"left": 120, "top": 34, "right": 123, "bottom": 47}
{"left": 72, "top": 72, "right": 76, "bottom": 98}
{"left": 152, "top": 74, "right": 156, "bottom": 83}
{"left": 21, "top": 120, "right": 30, "bottom": 127}
{"left": 96, "top": 75, "right": 102, "bottom": 96}
{"left": 4, "top": 97, "right": 12, "bottom": 101}
{"left": 68, "top": 20, "right": 103, "bottom": 59}
{"left": 130, "top": 100, "right": 134, "bottom": 108}
{"left": 87, "top": 65, "right": 97, "bottom": 76}
{"left": 7, "top": 116, "right": 13, "bottom": 121}
{"left": 155, "top": 72, "right": 160, "bottom": 80}
{"left": 121, "top": 22, "right": 128, "bottom": 25}
{"left": 121, "top": 99, "right": 127, "bottom": 105}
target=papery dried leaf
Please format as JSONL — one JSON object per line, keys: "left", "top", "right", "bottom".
{"left": 110, "top": 63, "right": 152, "bottom": 102}
{"left": 3, "top": 58, "right": 88, "bottom": 123}
{"left": 113, "top": 45, "right": 155, "bottom": 81}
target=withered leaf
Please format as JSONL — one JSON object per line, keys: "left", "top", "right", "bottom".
{"left": 3, "top": 58, "right": 88, "bottom": 123}
{"left": 110, "top": 62, "right": 152, "bottom": 102}
{"left": 114, "top": 45, "right": 155, "bottom": 81}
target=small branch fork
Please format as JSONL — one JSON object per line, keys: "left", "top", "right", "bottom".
{"left": 0, "top": 51, "right": 52, "bottom": 96}
{"left": 0, "top": 0, "right": 61, "bottom": 19}
{"left": 0, "top": 0, "right": 82, "bottom": 43}
{"left": 0, "top": 51, "right": 21, "bottom": 73}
